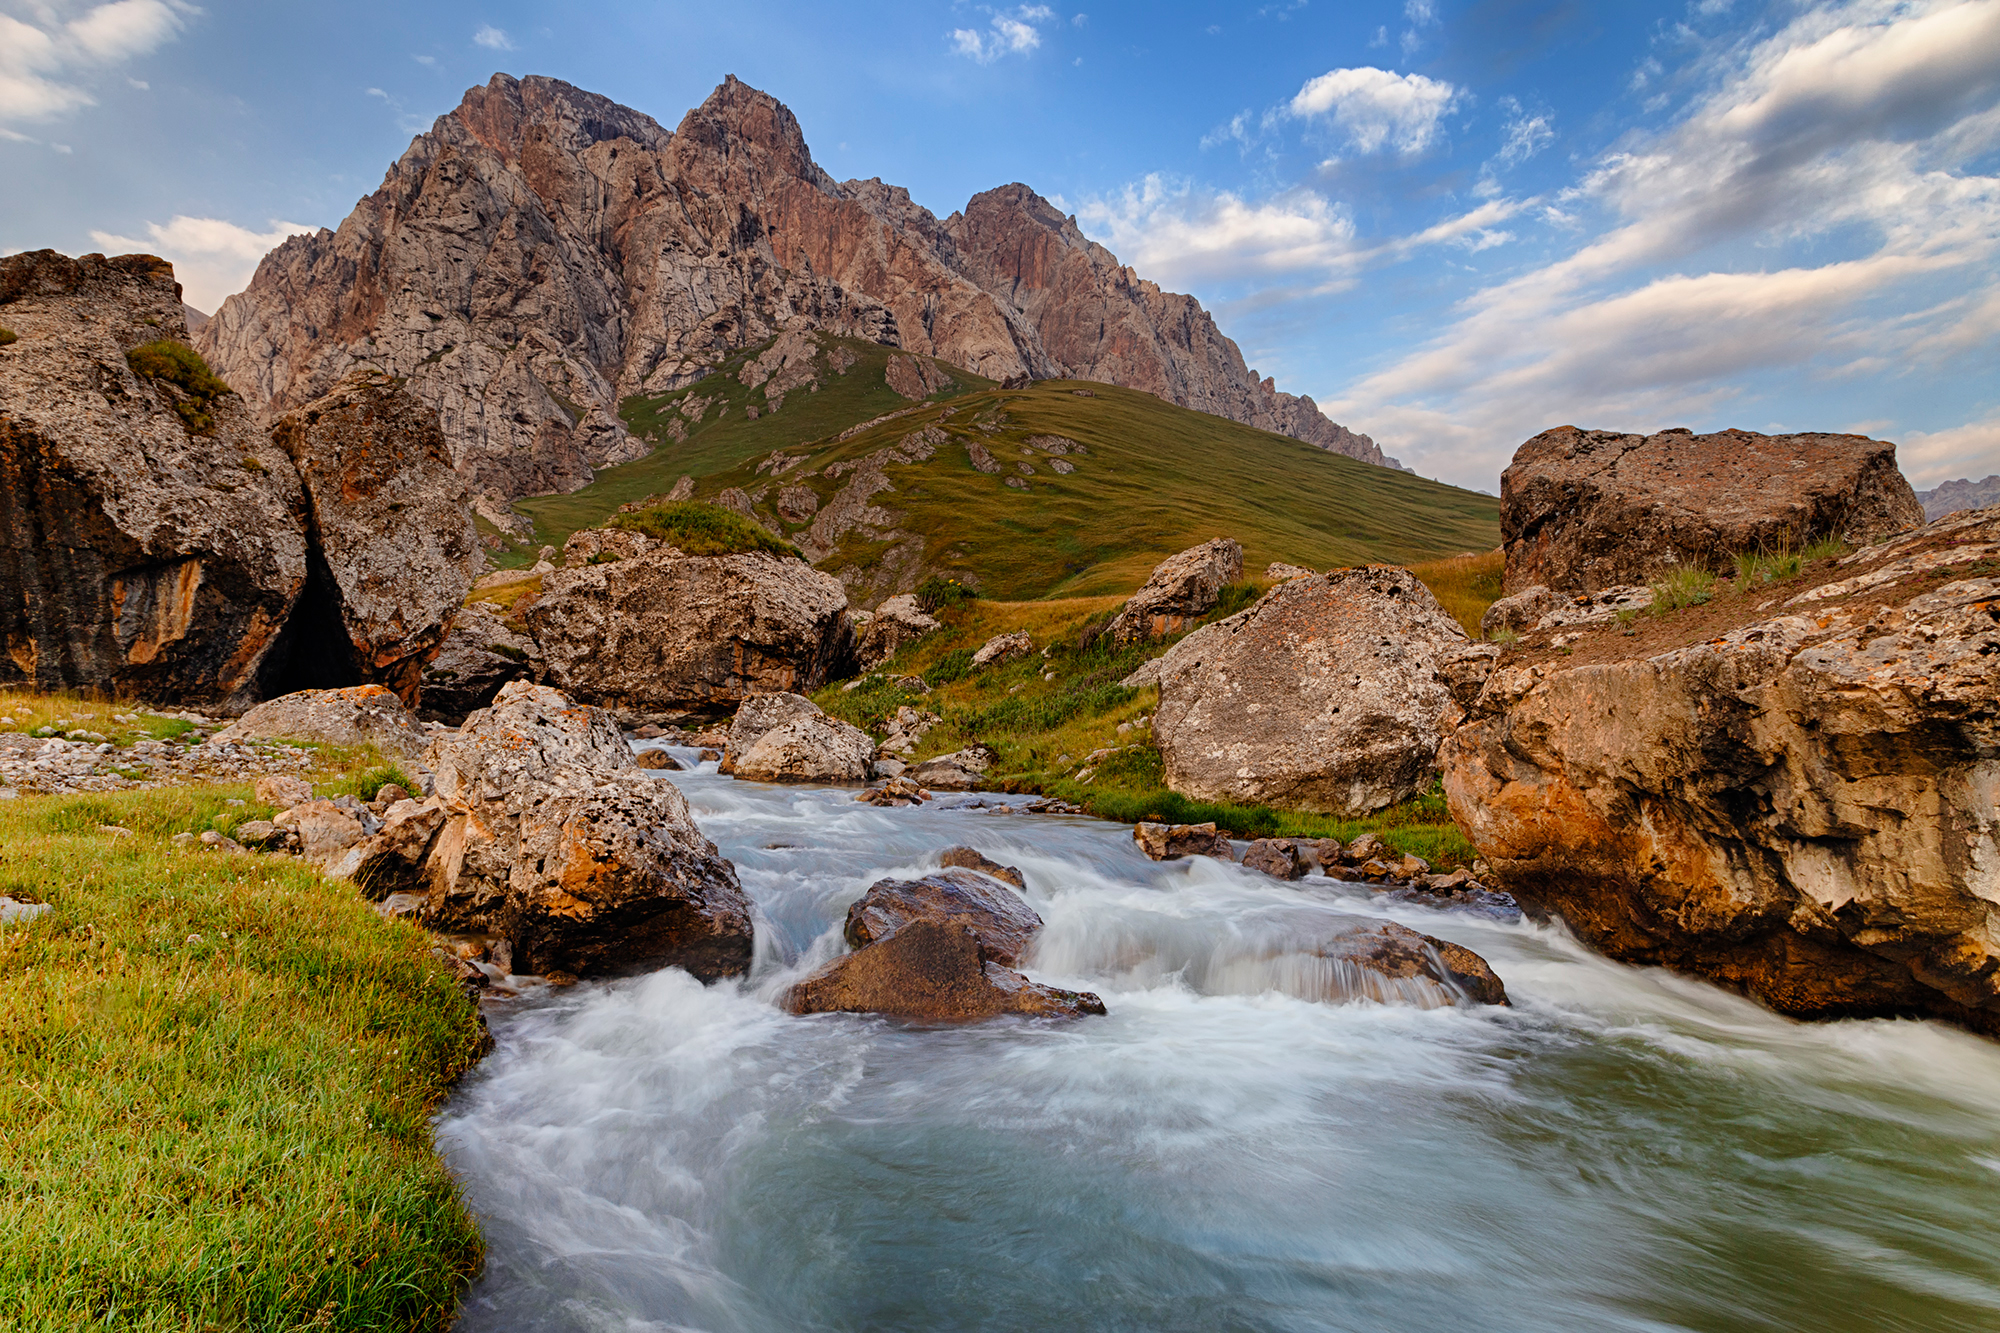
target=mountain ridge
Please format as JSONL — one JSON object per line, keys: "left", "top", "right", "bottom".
{"left": 196, "top": 72, "right": 1398, "bottom": 504}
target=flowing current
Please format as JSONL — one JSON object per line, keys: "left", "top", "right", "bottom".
{"left": 443, "top": 751, "right": 2000, "bottom": 1332}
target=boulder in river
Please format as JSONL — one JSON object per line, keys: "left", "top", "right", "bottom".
{"left": 937, "top": 845, "right": 1026, "bottom": 889}
{"left": 1311, "top": 921, "right": 1509, "bottom": 1007}
{"left": 784, "top": 919, "right": 1105, "bottom": 1022}
{"left": 421, "top": 681, "right": 753, "bottom": 979}
{"left": 1499, "top": 425, "right": 1923, "bottom": 594}
{"left": 217, "top": 684, "right": 430, "bottom": 758}
{"left": 731, "top": 711, "right": 874, "bottom": 784}
{"left": 1240, "top": 838, "right": 1308, "bottom": 880}
{"left": 1104, "top": 538, "right": 1243, "bottom": 645}
{"left": 1153, "top": 567, "right": 1490, "bottom": 816}
{"left": 907, "top": 746, "right": 995, "bottom": 791}
{"left": 1444, "top": 505, "right": 2000, "bottom": 1035}
{"left": 526, "top": 528, "right": 853, "bottom": 713}
{"left": 1134, "top": 821, "right": 1233, "bottom": 862}
{"left": 843, "top": 868, "right": 1044, "bottom": 966}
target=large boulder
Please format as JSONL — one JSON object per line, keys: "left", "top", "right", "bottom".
{"left": 731, "top": 712, "right": 874, "bottom": 784}
{"left": 722, "top": 690, "right": 821, "bottom": 761}
{"left": 1154, "top": 567, "right": 1488, "bottom": 815}
{"left": 1443, "top": 506, "right": 2000, "bottom": 1035}
{"left": 843, "top": 868, "right": 1044, "bottom": 966}
{"left": 269, "top": 371, "right": 481, "bottom": 704}
{"left": 420, "top": 681, "right": 753, "bottom": 979}
{"left": 1104, "top": 538, "right": 1243, "bottom": 644}
{"left": 526, "top": 529, "right": 852, "bottom": 714}
{"left": 217, "top": 684, "right": 429, "bottom": 758}
{"left": 853, "top": 593, "right": 940, "bottom": 667}
{"left": 1499, "top": 425, "right": 1923, "bottom": 594}
{"left": 907, "top": 746, "right": 995, "bottom": 791}
{"left": 783, "top": 919, "right": 1105, "bottom": 1022}
{"left": 418, "top": 601, "right": 537, "bottom": 723}
{"left": 0, "top": 250, "right": 308, "bottom": 708}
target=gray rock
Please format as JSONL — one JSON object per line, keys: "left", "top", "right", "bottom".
{"left": 1154, "top": 567, "right": 1482, "bottom": 816}
{"left": 0, "top": 897, "right": 53, "bottom": 924}
{"left": 419, "top": 602, "right": 538, "bottom": 724}
{"left": 731, "top": 712, "right": 875, "bottom": 784}
{"left": 970, "top": 631, "right": 1032, "bottom": 668}
{"left": 218, "top": 685, "right": 429, "bottom": 759}
{"left": 1105, "top": 538, "right": 1243, "bottom": 645}
{"left": 854, "top": 594, "right": 941, "bottom": 667}
{"left": 907, "top": 746, "right": 995, "bottom": 791}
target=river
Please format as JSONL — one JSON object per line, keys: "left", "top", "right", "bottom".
{"left": 441, "top": 750, "right": 2000, "bottom": 1332}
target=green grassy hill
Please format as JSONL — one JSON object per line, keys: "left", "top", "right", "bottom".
{"left": 504, "top": 334, "right": 1499, "bottom": 602}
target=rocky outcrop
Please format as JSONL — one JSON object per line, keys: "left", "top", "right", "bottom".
{"left": 198, "top": 74, "right": 1393, "bottom": 503}
{"left": 526, "top": 529, "right": 851, "bottom": 714}
{"left": 1443, "top": 506, "right": 2000, "bottom": 1035}
{"left": 0, "top": 250, "right": 473, "bottom": 711}
{"left": 1104, "top": 538, "right": 1241, "bottom": 645}
{"left": 852, "top": 592, "right": 939, "bottom": 667}
{"left": 420, "top": 682, "right": 753, "bottom": 978}
{"left": 217, "top": 684, "right": 429, "bottom": 759}
{"left": 842, "top": 867, "right": 1043, "bottom": 966}
{"left": 418, "top": 601, "right": 536, "bottom": 723}
{"left": 269, "top": 371, "right": 481, "bottom": 703}
{"left": 1499, "top": 425, "right": 1924, "bottom": 593}
{"left": 0, "top": 250, "right": 308, "bottom": 707}
{"left": 1480, "top": 584, "right": 1653, "bottom": 639}
{"left": 1154, "top": 567, "right": 1486, "bottom": 815}
{"left": 782, "top": 919, "right": 1106, "bottom": 1022}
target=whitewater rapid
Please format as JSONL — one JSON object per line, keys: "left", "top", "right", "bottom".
{"left": 441, "top": 752, "right": 2000, "bottom": 1332}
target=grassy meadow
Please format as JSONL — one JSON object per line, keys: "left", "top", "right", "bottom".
{"left": 0, "top": 706, "right": 485, "bottom": 1330}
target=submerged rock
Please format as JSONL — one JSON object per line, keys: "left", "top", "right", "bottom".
{"left": 1499, "top": 424, "right": 1923, "bottom": 594}
{"left": 1444, "top": 506, "right": 2000, "bottom": 1035}
{"left": 1105, "top": 538, "right": 1243, "bottom": 645}
{"left": 784, "top": 919, "right": 1104, "bottom": 1022}
{"left": 1153, "top": 567, "right": 1488, "bottom": 816}
{"left": 843, "top": 867, "right": 1043, "bottom": 966}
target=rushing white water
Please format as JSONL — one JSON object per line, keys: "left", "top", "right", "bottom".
{"left": 442, "top": 753, "right": 2000, "bottom": 1332}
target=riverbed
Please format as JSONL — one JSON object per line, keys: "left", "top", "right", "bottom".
{"left": 441, "top": 753, "right": 2000, "bottom": 1331}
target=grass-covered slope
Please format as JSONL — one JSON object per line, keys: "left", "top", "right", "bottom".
{"left": 503, "top": 333, "right": 1500, "bottom": 600}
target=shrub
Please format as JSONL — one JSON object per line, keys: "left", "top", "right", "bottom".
{"left": 925, "top": 647, "right": 976, "bottom": 687}
{"left": 0, "top": 326, "right": 17, "bottom": 347}
{"left": 125, "top": 339, "right": 234, "bottom": 434}
{"left": 1651, "top": 565, "right": 1717, "bottom": 613}
{"left": 607, "top": 502, "right": 801, "bottom": 559}
{"left": 916, "top": 574, "right": 978, "bottom": 614}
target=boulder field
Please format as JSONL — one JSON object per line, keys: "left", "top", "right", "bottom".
{"left": 0, "top": 250, "right": 478, "bottom": 710}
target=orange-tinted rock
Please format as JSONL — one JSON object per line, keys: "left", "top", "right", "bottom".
{"left": 784, "top": 920, "right": 1104, "bottom": 1022}
{"left": 936, "top": 846, "right": 1025, "bottom": 889}
{"left": 843, "top": 868, "right": 1042, "bottom": 965}
{"left": 1499, "top": 425, "right": 1923, "bottom": 593}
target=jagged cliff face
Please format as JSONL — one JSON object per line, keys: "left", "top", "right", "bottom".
{"left": 199, "top": 73, "right": 1392, "bottom": 500}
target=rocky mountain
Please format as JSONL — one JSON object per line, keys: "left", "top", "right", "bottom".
{"left": 1917, "top": 474, "right": 2000, "bottom": 519}
{"left": 197, "top": 73, "right": 1395, "bottom": 504}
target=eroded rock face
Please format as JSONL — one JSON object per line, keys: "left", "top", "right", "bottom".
{"left": 1105, "top": 537, "right": 1242, "bottom": 645}
{"left": 1443, "top": 507, "right": 2000, "bottom": 1035}
{"left": 269, "top": 371, "right": 481, "bottom": 704}
{"left": 843, "top": 867, "right": 1043, "bottom": 966}
{"left": 527, "top": 531, "right": 852, "bottom": 713}
{"left": 218, "top": 684, "right": 429, "bottom": 758}
{"left": 1154, "top": 567, "right": 1485, "bottom": 816}
{"left": 198, "top": 74, "right": 1394, "bottom": 502}
{"left": 421, "top": 681, "right": 752, "bottom": 978}
{"left": 419, "top": 602, "right": 537, "bottom": 723}
{"left": 1499, "top": 425, "right": 1923, "bottom": 593}
{"left": 783, "top": 919, "right": 1104, "bottom": 1022}
{"left": 0, "top": 250, "right": 308, "bottom": 707}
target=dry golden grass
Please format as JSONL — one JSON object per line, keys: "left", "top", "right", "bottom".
{"left": 1410, "top": 548, "right": 1506, "bottom": 637}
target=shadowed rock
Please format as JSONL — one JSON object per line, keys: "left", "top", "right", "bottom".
{"left": 784, "top": 920, "right": 1104, "bottom": 1022}
{"left": 844, "top": 867, "right": 1042, "bottom": 965}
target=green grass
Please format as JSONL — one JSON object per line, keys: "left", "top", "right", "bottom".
{"left": 1650, "top": 565, "right": 1718, "bottom": 613}
{"left": 608, "top": 501, "right": 802, "bottom": 559}
{"left": 816, "top": 592, "right": 1478, "bottom": 867}
{"left": 503, "top": 332, "right": 1500, "bottom": 594}
{"left": 125, "top": 340, "right": 234, "bottom": 435}
{"left": 0, "top": 786, "right": 487, "bottom": 1330}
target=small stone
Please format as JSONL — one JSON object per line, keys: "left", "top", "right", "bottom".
{"left": 97, "top": 824, "right": 134, "bottom": 838}
{"left": 0, "top": 897, "right": 53, "bottom": 924}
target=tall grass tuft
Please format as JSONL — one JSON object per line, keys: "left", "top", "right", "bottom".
{"left": 125, "top": 340, "right": 234, "bottom": 435}
{"left": 1650, "top": 565, "right": 1717, "bottom": 613}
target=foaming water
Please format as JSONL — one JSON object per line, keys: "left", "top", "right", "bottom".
{"left": 444, "top": 759, "right": 2000, "bottom": 1331}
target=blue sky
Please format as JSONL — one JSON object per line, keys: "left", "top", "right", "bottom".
{"left": 3, "top": 0, "right": 1997, "bottom": 491}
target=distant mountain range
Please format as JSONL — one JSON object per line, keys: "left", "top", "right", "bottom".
{"left": 196, "top": 74, "right": 1400, "bottom": 502}
{"left": 1916, "top": 475, "right": 2000, "bottom": 519}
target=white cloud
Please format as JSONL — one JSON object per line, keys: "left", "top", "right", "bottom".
{"left": 89, "top": 215, "right": 313, "bottom": 312}
{"left": 951, "top": 5, "right": 1054, "bottom": 63}
{"left": 1320, "top": 0, "right": 2000, "bottom": 488}
{"left": 1078, "top": 177, "right": 1360, "bottom": 289}
{"left": 0, "top": 2, "right": 191, "bottom": 123}
{"left": 1289, "top": 66, "right": 1460, "bottom": 155}
{"left": 1496, "top": 98, "right": 1554, "bottom": 165}
{"left": 1901, "top": 413, "right": 2000, "bottom": 486}
{"left": 473, "top": 24, "right": 513, "bottom": 51}
{"left": 413, "top": 54, "right": 437, "bottom": 67}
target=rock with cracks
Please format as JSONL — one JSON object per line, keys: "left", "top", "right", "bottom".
{"left": 419, "top": 601, "right": 538, "bottom": 724}
{"left": 419, "top": 681, "right": 752, "bottom": 979}
{"left": 1498, "top": 425, "right": 1923, "bottom": 594}
{"left": 528, "top": 530, "right": 852, "bottom": 714}
{"left": 1104, "top": 538, "right": 1243, "bottom": 645}
{"left": 1154, "top": 567, "right": 1489, "bottom": 816}
{"left": 783, "top": 919, "right": 1104, "bottom": 1022}
{"left": 1443, "top": 505, "right": 2000, "bottom": 1036}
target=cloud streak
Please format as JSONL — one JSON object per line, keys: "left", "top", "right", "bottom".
{"left": 950, "top": 5, "right": 1054, "bottom": 63}
{"left": 90, "top": 214, "right": 313, "bottom": 312}
{"left": 0, "top": 0, "right": 191, "bottom": 123}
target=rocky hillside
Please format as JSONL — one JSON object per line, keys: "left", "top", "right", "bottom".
{"left": 196, "top": 74, "right": 1396, "bottom": 504}
{"left": 505, "top": 330, "right": 1498, "bottom": 605}
{"left": 1919, "top": 474, "right": 2000, "bottom": 519}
